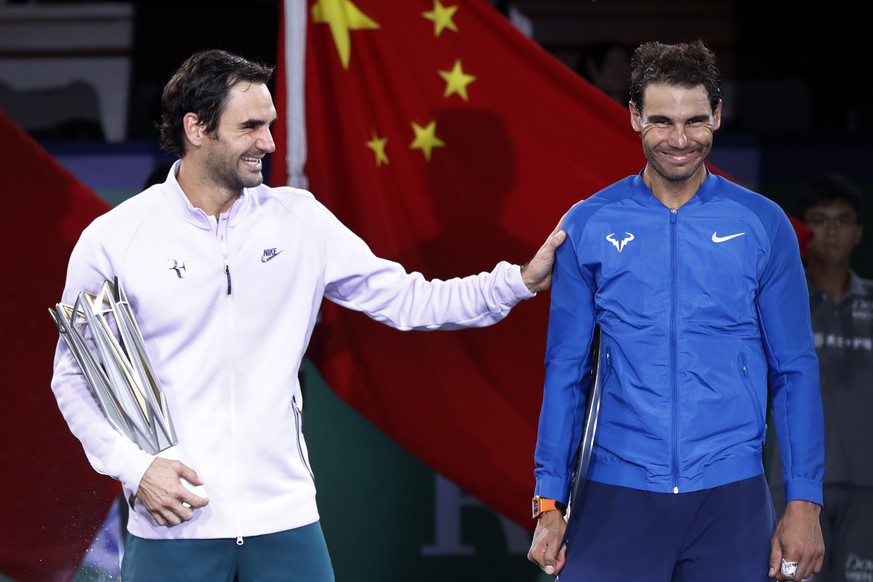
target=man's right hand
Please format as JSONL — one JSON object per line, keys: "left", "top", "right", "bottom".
{"left": 521, "top": 221, "right": 566, "bottom": 294}
{"left": 136, "top": 456, "right": 208, "bottom": 527}
{"left": 527, "top": 510, "right": 568, "bottom": 576}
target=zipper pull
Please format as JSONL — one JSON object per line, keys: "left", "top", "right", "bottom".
{"left": 225, "top": 264, "right": 232, "bottom": 295}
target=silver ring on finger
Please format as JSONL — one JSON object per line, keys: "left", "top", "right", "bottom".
{"left": 781, "top": 559, "right": 799, "bottom": 580}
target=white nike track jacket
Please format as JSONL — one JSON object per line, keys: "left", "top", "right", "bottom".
{"left": 51, "top": 161, "right": 535, "bottom": 541}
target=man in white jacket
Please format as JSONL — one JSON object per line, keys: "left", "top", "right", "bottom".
{"left": 50, "top": 49, "right": 564, "bottom": 581}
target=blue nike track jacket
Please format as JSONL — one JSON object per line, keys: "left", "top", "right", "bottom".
{"left": 534, "top": 171, "right": 825, "bottom": 507}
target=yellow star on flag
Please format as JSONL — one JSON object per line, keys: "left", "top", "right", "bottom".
{"left": 409, "top": 120, "right": 445, "bottom": 161}
{"left": 311, "top": 0, "right": 380, "bottom": 70}
{"left": 423, "top": 0, "right": 459, "bottom": 37}
{"left": 366, "top": 132, "right": 389, "bottom": 166}
{"left": 438, "top": 59, "right": 476, "bottom": 101}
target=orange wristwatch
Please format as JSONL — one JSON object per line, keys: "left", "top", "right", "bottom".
{"left": 531, "top": 495, "right": 566, "bottom": 519}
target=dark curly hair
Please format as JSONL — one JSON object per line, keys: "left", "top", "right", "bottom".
{"left": 159, "top": 49, "right": 274, "bottom": 157}
{"left": 628, "top": 39, "right": 722, "bottom": 114}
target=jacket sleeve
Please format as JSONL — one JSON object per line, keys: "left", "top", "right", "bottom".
{"left": 759, "top": 211, "right": 825, "bottom": 506}
{"left": 50, "top": 224, "right": 156, "bottom": 498}
{"left": 532, "top": 208, "right": 595, "bottom": 503}
{"left": 318, "top": 201, "right": 535, "bottom": 330}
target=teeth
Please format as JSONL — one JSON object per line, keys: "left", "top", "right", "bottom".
{"left": 242, "top": 157, "right": 261, "bottom": 165}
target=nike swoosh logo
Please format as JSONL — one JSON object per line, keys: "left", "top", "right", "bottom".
{"left": 261, "top": 250, "right": 283, "bottom": 263}
{"left": 711, "top": 232, "right": 746, "bottom": 243}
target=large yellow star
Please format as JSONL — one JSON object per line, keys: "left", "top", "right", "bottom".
{"left": 438, "top": 59, "right": 476, "bottom": 101}
{"left": 311, "top": 0, "right": 379, "bottom": 70}
{"left": 409, "top": 120, "right": 445, "bottom": 161}
{"left": 366, "top": 131, "right": 389, "bottom": 166}
{"left": 422, "top": 0, "right": 459, "bottom": 37}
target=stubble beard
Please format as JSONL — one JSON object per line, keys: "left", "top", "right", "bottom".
{"left": 647, "top": 147, "right": 708, "bottom": 185}
{"left": 205, "top": 149, "right": 265, "bottom": 193}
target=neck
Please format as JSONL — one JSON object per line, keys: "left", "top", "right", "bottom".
{"left": 643, "top": 166, "right": 706, "bottom": 210}
{"left": 177, "top": 162, "right": 239, "bottom": 218}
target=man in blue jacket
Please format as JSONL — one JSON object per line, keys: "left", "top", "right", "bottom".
{"left": 527, "top": 40, "right": 825, "bottom": 582}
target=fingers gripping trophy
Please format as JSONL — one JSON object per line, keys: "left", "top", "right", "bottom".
{"left": 49, "top": 278, "right": 207, "bottom": 505}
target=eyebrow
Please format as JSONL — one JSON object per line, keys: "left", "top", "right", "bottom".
{"left": 647, "top": 114, "right": 710, "bottom": 123}
{"left": 806, "top": 211, "right": 856, "bottom": 218}
{"left": 239, "top": 116, "right": 278, "bottom": 130}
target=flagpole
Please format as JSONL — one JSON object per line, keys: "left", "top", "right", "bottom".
{"left": 286, "top": 0, "right": 308, "bottom": 189}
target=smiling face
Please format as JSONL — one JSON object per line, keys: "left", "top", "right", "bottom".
{"left": 199, "top": 81, "right": 277, "bottom": 196}
{"left": 631, "top": 82, "right": 720, "bottom": 186}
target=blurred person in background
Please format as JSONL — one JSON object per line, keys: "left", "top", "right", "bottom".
{"left": 769, "top": 172, "right": 873, "bottom": 582}
{"left": 576, "top": 40, "right": 631, "bottom": 105}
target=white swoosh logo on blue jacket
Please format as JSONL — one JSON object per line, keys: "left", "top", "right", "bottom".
{"left": 711, "top": 232, "right": 746, "bottom": 243}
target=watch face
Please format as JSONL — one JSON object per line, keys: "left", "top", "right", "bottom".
{"left": 532, "top": 496, "right": 548, "bottom": 518}
{"left": 532, "top": 496, "right": 564, "bottom": 519}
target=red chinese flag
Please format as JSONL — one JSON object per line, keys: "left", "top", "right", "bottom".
{"left": 271, "top": 0, "right": 809, "bottom": 529}
{"left": 272, "top": 0, "right": 642, "bottom": 530}
{"left": 0, "top": 110, "right": 118, "bottom": 582}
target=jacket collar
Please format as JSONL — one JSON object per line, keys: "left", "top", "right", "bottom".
{"left": 159, "top": 159, "right": 251, "bottom": 229}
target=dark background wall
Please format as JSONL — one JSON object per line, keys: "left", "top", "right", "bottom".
{"left": 124, "top": 0, "right": 281, "bottom": 140}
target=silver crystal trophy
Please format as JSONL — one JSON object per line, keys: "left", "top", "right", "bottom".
{"left": 50, "top": 278, "right": 207, "bottom": 503}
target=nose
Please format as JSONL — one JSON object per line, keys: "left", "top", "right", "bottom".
{"left": 667, "top": 124, "right": 688, "bottom": 147}
{"left": 259, "top": 126, "right": 276, "bottom": 153}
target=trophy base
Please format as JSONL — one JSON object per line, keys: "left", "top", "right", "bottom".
{"left": 159, "top": 445, "right": 209, "bottom": 504}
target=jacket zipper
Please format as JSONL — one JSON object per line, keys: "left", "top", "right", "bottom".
{"left": 216, "top": 210, "right": 244, "bottom": 543}
{"left": 669, "top": 208, "right": 680, "bottom": 494}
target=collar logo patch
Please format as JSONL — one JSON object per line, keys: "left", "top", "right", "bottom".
{"left": 606, "top": 232, "right": 635, "bottom": 253}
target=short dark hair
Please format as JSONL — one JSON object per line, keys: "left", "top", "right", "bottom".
{"left": 628, "top": 39, "right": 722, "bottom": 114}
{"left": 798, "top": 172, "right": 864, "bottom": 222}
{"left": 159, "top": 49, "right": 274, "bottom": 157}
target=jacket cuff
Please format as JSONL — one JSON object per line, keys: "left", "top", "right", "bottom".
{"left": 784, "top": 477, "right": 823, "bottom": 506}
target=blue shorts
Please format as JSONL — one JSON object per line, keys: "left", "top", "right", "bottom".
{"left": 558, "top": 475, "right": 777, "bottom": 582}
{"left": 120, "top": 521, "right": 334, "bottom": 582}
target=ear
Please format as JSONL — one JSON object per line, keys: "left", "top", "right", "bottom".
{"left": 629, "top": 102, "right": 642, "bottom": 133}
{"left": 183, "top": 113, "right": 205, "bottom": 148}
{"left": 712, "top": 100, "right": 723, "bottom": 131}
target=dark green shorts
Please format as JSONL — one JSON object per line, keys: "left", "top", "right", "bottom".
{"left": 120, "top": 521, "right": 334, "bottom": 582}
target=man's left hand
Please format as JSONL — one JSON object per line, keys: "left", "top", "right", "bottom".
{"left": 769, "top": 500, "right": 824, "bottom": 581}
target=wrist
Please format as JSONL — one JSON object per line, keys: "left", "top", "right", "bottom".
{"left": 519, "top": 262, "right": 530, "bottom": 283}
{"left": 785, "top": 499, "right": 822, "bottom": 515}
